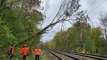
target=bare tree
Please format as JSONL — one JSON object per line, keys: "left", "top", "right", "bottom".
{"left": 99, "top": 13, "right": 107, "bottom": 39}
{"left": 99, "top": 13, "right": 107, "bottom": 54}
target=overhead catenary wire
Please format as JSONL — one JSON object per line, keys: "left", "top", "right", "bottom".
{"left": 85, "top": 0, "right": 97, "bottom": 12}
{"left": 50, "top": 0, "right": 80, "bottom": 30}
{"left": 41, "top": 0, "right": 68, "bottom": 28}
{"left": 58, "top": 0, "right": 98, "bottom": 27}
{"left": 88, "top": 0, "right": 106, "bottom": 15}
{"left": 50, "top": 0, "right": 66, "bottom": 24}
{"left": 75, "top": 0, "right": 106, "bottom": 26}
{"left": 66, "top": 0, "right": 107, "bottom": 34}
{"left": 81, "top": 0, "right": 97, "bottom": 16}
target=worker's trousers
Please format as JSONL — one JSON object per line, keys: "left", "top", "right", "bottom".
{"left": 23, "top": 55, "right": 27, "bottom": 60}
{"left": 9, "top": 54, "right": 14, "bottom": 60}
{"left": 35, "top": 55, "right": 40, "bottom": 60}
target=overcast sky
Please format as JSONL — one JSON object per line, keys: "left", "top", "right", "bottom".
{"left": 39, "top": 0, "right": 107, "bottom": 42}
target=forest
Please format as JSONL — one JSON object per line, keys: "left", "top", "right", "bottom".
{"left": 44, "top": 20, "right": 107, "bottom": 55}
{"left": 0, "top": 0, "right": 43, "bottom": 59}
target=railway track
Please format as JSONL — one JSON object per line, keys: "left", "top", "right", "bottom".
{"left": 48, "top": 50, "right": 80, "bottom": 60}
{"left": 48, "top": 50, "right": 63, "bottom": 60}
{"left": 57, "top": 51, "right": 107, "bottom": 60}
{"left": 83, "top": 53, "right": 107, "bottom": 58}
{"left": 73, "top": 52, "right": 107, "bottom": 60}
{"left": 48, "top": 50, "right": 107, "bottom": 60}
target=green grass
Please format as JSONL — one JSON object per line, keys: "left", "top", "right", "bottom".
{"left": 2, "top": 50, "right": 48, "bottom": 60}
{"left": 22, "top": 50, "right": 48, "bottom": 60}
{"left": 23, "top": 51, "right": 46, "bottom": 60}
{"left": 40, "top": 50, "right": 48, "bottom": 60}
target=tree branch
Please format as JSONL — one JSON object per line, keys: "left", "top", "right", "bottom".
{"left": 14, "top": 19, "right": 64, "bottom": 47}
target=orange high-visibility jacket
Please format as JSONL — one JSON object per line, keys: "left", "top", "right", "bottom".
{"left": 20, "top": 47, "right": 28, "bottom": 56}
{"left": 35, "top": 48, "right": 41, "bottom": 55}
{"left": 11, "top": 48, "right": 14, "bottom": 55}
{"left": 10, "top": 48, "right": 14, "bottom": 55}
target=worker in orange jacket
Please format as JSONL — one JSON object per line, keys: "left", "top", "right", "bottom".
{"left": 20, "top": 44, "right": 28, "bottom": 60}
{"left": 35, "top": 47, "right": 41, "bottom": 60}
{"left": 9, "top": 45, "right": 15, "bottom": 60}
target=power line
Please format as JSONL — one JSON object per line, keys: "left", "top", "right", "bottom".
{"left": 84, "top": 0, "right": 97, "bottom": 15}
{"left": 86, "top": 0, "right": 97, "bottom": 11}
{"left": 88, "top": 0, "right": 106, "bottom": 15}
{"left": 50, "top": 0, "right": 66, "bottom": 24}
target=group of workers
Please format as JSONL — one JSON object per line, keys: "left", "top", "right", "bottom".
{"left": 8, "top": 44, "right": 41, "bottom": 60}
